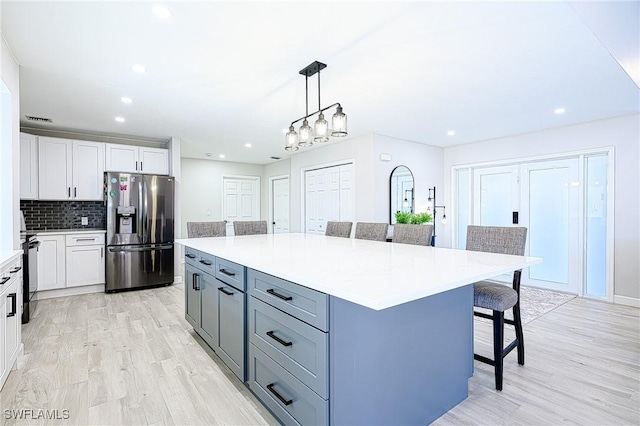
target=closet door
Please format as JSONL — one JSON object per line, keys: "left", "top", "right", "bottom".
{"left": 304, "top": 163, "right": 354, "bottom": 234}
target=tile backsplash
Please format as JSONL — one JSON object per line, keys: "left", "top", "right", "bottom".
{"left": 20, "top": 200, "right": 105, "bottom": 231}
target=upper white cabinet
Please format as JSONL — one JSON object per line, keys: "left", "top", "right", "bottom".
{"left": 38, "top": 137, "right": 104, "bottom": 201}
{"left": 105, "top": 143, "right": 169, "bottom": 175}
{"left": 20, "top": 132, "right": 39, "bottom": 200}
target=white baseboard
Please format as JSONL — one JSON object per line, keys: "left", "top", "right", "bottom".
{"left": 174, "top": 275, "right": 183, "bottom": 284}
{"left": 613, "top": 295, "right": 640, "bottom": 308}
{"left": 37, "top": 284, "right": 105, "bottom": 300}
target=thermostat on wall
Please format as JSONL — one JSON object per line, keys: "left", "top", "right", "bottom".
{"left": 379, "top": 153, "right": 392, "bottom": 162}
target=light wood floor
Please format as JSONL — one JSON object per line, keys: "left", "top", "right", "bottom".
{"left": 1, "top": 284, "right": 639, "bottom": 425}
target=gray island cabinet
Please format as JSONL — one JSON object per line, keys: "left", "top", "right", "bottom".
{"left": 177, "top": 233, "right": 541, "bottom": 425}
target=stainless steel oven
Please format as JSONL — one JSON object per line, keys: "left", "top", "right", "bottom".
{"left": 22, "top": 233, "right": 39, "bottom": 324}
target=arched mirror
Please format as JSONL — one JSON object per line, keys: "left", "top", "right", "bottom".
{"left": 389, "top": 165, "right": 414, "bottom": 224}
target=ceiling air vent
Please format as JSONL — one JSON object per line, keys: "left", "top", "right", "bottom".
{"left": 270, "top": 156, "right": 281, "bottom": 160}
{"left": 25, "top": 115, "right": 53, "bottom": 123}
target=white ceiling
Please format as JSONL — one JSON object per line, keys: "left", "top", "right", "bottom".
{"left": 2, "top": 1, "right": 638, "bottom": 165}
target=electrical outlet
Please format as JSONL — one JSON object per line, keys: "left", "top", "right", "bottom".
{"left": 81, "top": 217, "right": 88, "bottom": 226}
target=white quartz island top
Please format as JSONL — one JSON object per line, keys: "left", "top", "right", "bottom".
{"left": 176, "top": 233, "right": 542, "bottom": 310}
{"left": 0, "top": 250, "right": 22, "bottom": 270}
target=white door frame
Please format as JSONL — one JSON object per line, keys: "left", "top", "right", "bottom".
{"left": 269, "top": 174, "right": 290, "bottom": 234}
{"left": 300, "top": 159, "right": 356, "bottom": 233}
{"left": 450, "top": 146, "right": 615, "bottom": 302}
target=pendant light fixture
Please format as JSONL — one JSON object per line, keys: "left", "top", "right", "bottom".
{"left": 285, "top": 61, "right": 347, "bottom": 151}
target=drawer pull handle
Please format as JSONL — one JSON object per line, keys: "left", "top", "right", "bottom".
{"left": 185, "top": 253, "right": 196, "bottom": 259}
{"left": 0, "top": 277, "right": 10, "bottom": 285}
{"left": 218, "top": 287, "right": 234, "bottom": 296}
{"left": 266, "top": 383, "right": 293, "bottom": 406}
{"left": 75, "top": 238, "right": 97, "bottom": 242}
{"left": 7, "top": 293, "right": 17, "bottom": 317}
{"left": 199, "top": 259, "right": 213, "bottom": 266}
{"left": 9, "top": 267, "right": 22, "bottom": 273}
{"left": 266, "top": 331, "right": 292, "bottom": 347}
{"left": 267, "top": 289, "right": 292, "bottom": 301}
{"left": 219, "top": 268, "right": 235, "bottom": 277}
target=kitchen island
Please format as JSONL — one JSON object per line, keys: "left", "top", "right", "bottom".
{"left": 176, "top": 233, "right": 541, "bottom": 425}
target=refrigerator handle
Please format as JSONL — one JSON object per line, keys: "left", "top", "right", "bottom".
{"left": 138, "top": 177, "right": 144, "bottom": 242}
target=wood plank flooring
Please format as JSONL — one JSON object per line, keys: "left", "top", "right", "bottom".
{"left": 1, "top": 284, "right": 638, "bottom": 425}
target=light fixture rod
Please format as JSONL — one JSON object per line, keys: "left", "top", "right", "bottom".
{"left": 317, "top": 68, "right": 321, "bottom": 111}
{"left": 289, "top": 102, "right": 342, "bottom": 127}
{"left": 305, "top": 75, "right": 309, "bottom": 117}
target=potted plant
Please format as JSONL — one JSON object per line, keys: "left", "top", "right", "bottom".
{"left": 395, "top": 211, "right": 412, "bottom": 224}
{"left": 409, "top": 212, "right": 433, "bottom": 224}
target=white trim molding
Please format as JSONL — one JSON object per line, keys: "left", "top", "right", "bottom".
{"left": 613, "top": 295, "right": 640, "bottom": 308}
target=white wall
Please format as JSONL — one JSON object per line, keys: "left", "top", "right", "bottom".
{"left": 180, "top": 158, "right": 264, "bottom": 237}
{"left": 373, "top": 134, "right": 445, "bottom": 244}
{"left": 169, "top": 137, "right": 182, "bottom": 280}
{"left": 1, "top": 33, "right": 20, "bottom": 250}
{"left": 443, "top": 114, "right": 640, "bottom": 300}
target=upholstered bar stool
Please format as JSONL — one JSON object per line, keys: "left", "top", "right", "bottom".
{"left": 354, "top": 222, "right": 389, "bottom": 242}
{"left": 392, "top": 224, "right": 434, "bottom": 246}
{"left": 186, "top": 221, "right": 227, "bottom": 238}
{"left": 233, "top": 220, "right": 268, "bottom": 236}
{"left": 466, "top": 225, "right": 527, "bottom": 391}
{"left": 325, "top": 221, "right": 353, "bottom": 238}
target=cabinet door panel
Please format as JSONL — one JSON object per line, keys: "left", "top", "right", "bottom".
{"left": 216, "top": 281, "right": 245, "bottom": 380}
{"left": 200, "top": 272, "right": 218, "bottom": 349}
{"left": 37, "top": 235, "right": 66, "bottom": 290}
{"left": 4, "top": 280, "right": 21, "bottom": 364}
{"left": 73, "top": 141, "right": 105, "bottom": 200}
{"left": 0, "top": 300, "right": 5, "bottom": 382}
{"left": 184, "top": 264, "right": 201, "bottom": 329}
{"left": 66, "top": 245, "right": 105, "bottom": 287}
{"left": 139, "top": 147, "right": 169, "bottom": 175}
{"left": 38, "top": 137, "right": 72, "bottom": 200}
{"left": 20, "top": 133, "right": 38, "bottom": 199}
{"left": 105, "top": 144, "right": 138, "bottom": 173}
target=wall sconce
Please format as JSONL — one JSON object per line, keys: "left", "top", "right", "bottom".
{"left": 427, "top": 186, "right": 447, "bottom": 246}
{"left": 285, "top": 61, "right": 348, "bottom": 151}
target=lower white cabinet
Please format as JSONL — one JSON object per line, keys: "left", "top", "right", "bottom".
{"left": 1, "top": 253, "right": 23, "bottom": 391}
{"left": 38, "top": 232, "right": 105, "bottom": 291}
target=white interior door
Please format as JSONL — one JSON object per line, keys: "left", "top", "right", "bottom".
{"left": 272, "top": 177, "right": 289, "bottom": 234}
{"left": 520, "top": 158, "right": 580, "bottom": 292}
{"left": 223, "top": 176, "right": 260, "bottom": 235}
{"left": 473, "top": 165, "right": 519, "bottom": 226}
{"left": 304, "top": 163, "right": 354, "bottom": 235}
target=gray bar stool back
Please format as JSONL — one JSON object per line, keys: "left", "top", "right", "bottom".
{"left": 466, "top": 225, "right": 527, "bottom": 391}
{"left": 186, "top": 221, "right": 227, "bottom": 238}
{"left": 233, "top": 220, "right": 268, "bottom": 236}
{"left": 392, "top": 224, "right": 434, "bottom": 246}
{"left": 325, "top": 221, "right": 353, "bottom": 238}
{"left": 354, "top": 222, "right": 389, "bottom": 242}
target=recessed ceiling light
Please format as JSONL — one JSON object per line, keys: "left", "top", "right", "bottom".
{"left": 219, "top": 154, "right": 226, "bottom": 159}
{"left": 447, "top": 130, "right": 455, "bottom": 136}
{"left": 554, "top": 108, "right": 566, "bottom": 114}
{"left": 205, "top": 153, "right": 212, "bottom": 157}
{"left": 121, "top": 97, "right": 132, "bottom": 104}
{"left": 132, "top": 64, "right": 146, "bottom": 74}
{"left": 245, "top": 143, "right": 252, "bottom": 148}
{"left": 115, "top": 117, "right": 125, "bottom": 123}
{"left": 152, "top": 5, "right": 172, "bottom": 18}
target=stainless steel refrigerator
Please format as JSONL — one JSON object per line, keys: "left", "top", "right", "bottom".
{"left": 105, "top": 172, "right": 175, "bottom": 292}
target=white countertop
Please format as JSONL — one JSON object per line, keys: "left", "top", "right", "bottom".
{"left": 0, "top": 250, "right": 22, "bottom": 270}
{"left": 34, "top": 229, "right": 106, "bottom": 235}
{"left": 176, "top": 233, "right": 542, "bottom": 311}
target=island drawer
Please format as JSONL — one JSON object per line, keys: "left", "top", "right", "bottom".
{"left": 249, "top": 296, "right": 328, "bottom": 398}
{"left": 196, "top": 251, "right": 216, "bottom": 273}
{"left": 1, "top": 256, "right": 22, "bottom": 291}
{"left": 184, "top": 247, "right": 200, "bottom": 266}
{"left": 215, "top": 257, "right": 245, "bottom": 291}
{"left": 248, "top": 269, "right": 328, "bottom": 332}
{"left": 249, "top": 344, "right": 328, "bottom": 426}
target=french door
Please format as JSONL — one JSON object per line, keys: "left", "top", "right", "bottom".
{"left": 472, "top": 158, "right": 580, "bottom": 293}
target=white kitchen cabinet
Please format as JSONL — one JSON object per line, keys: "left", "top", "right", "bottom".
{"left": 37, "top": 234, "right": 66, "bottom": 291}
{"left": 38, "top": 137, "right": 104, "bottom": 201}
{"left": 20, "top": 133, "right": 39, "bottom": 199}
{"left": 105, "top": 143, "right": 169, "bottom": 175}
{"left": 1, "top": 253, "right": 23, "bottom": 391}
{"left": 65, "top": 233, "right": 105, "bottom": 287}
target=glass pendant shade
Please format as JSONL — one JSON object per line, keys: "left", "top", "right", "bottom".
{"left": 331, "top": 106, "right": 347, "bottom": 137}
{"left": 441, "top": 214, "right": 447, "bottom": 225}
{"left": 284, "top": 125, "right": 299, "bottom": 151}
{"left": 314, "top": 112, "right": 329, "bottom": 142}
{"left": 298, "top": 119, "right": 313, "bottom": 147}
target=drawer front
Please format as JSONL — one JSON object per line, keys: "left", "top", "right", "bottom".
{"left": 249, "top": 269, "right": 328, "bottom": 331}
{"left": 65, "top": 233, "right": 105, "bottom": 246}
{"left": 184, "top": 247, "right": 199, "bottom": 267}
{"left": 250, "top": 297, "right": 328, "bottom": 398}
{"left": 249, "top": 345, "right": 328, "bottom": 426}
{"left": 1, "top": 257, "right": 22, "bottom": 290}
{"left": 215, "top": 257, "right": 245, "bottom": 291}
{"left": 196, "top": 251, "right": 216, "bottom": 273}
